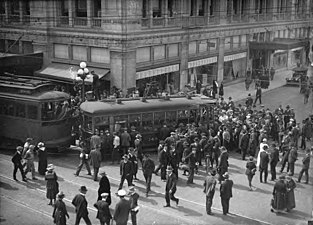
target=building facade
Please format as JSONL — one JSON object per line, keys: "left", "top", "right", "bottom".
{"left": 0, "top": 0, "right": 312, "bottom": 94}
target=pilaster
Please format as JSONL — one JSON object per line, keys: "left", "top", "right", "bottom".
{"left": 68, "top": 0, "right": 75, "bottom": 27}
{"left": 179, "top": 40, "right": 189, "bottom": 90}
{"left": 4, "top": 0, "right": 9, "bottom": 23}
{"left": 19, "top": 0, "right": 23, "bottom": 23}
{"left": 217, "top": 37, "right": 225, "bottom": 83}
{"left": 290, "top": 0, "right": 296, "bottom": 20}
{"left": 219, "top": 0, "right": 227, "bottom": 24}
{"left": 87, "top": 0, "right": 92, "bottom": 27}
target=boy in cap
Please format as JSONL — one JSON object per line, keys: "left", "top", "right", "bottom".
{"left": 72, "top": 186, "right": 91, "bottom": 225}
{"left": 94, "top": 192, "right": 112, "bottom": 225}
{"left": 113, "top": 189, "right": 131, "bottom": 225}
{"left": 11, "top": 146, "right": 27, "bottom": 182}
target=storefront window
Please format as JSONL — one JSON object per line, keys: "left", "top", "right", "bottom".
{"left": 241, "top": 35, "right": 247, "bottom": 47}
{"left": 189, "top": 41, "right": 197, "bottom": 55}
{"left": 233, "top": 36, "right": 239, "bottom": 49}
{"left": 225, "top": 37, "right": 231, "bottom": 50}
{"left": 209, "top": 39, "right": 217, "bottom": 52}
{"left": 198, "top": 40, "right": 208, "bottom": 53}
{"left": 154, "top": 45, "right": 166, "bottom": 60}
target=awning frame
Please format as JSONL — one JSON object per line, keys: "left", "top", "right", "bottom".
{"left": 249, "top": 38, "right": 308, "bottom": 51}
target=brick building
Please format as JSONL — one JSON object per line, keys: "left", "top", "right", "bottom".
{"left": 0, "top": 0, "right": 312, "bottom": 94}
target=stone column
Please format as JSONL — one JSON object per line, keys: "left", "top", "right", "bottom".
{"left": 290, "top": 0, "right": 296, "bottom": 20}
{"left": 149, "top": 0, "right": 153, "bottom": 27}
{"left": 179, "top": 40, "right": 189, "bottom": 90}
{"left": 87, "top": 0, "right": 92, "bottom": 27}
{"left": 249, "top": 0, "right": 255, "bottom": 22}
{"left": 110, "top": 49, "right": 136, "bottom": 94}
{"left": 68, "top": 0, "right": 75, "bottom": 27}
{"left": 19, "top": 0, "right": 23, "bottom": 23}
{"left": 33, "top": 42, "right": 49, "bottom": 66}
{"left": 217, "top": 37, "right": 225, "bottom": 83}
{"left": 219, "top": 0, "right": 227, "bottom": 24}
{"left": 164, "top": 0, "right": 168, "bottom": 26}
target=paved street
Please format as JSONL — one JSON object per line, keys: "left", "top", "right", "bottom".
{"left": 0, "top": 85, "right": 312, "bottom": 225}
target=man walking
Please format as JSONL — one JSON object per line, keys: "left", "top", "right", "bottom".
{"left": 254, "top": 86, "right": 262, "bottom": 105}
{"left": 90, "top": 144, "right": 102, "bottom": 181}
{"left": 12, "top": 146, "right": 27, "bottom": 182}
{"left": 118, "top": 155, "right": 133, "bottom": 190}
{"left": 184, "top": 147, "right": 197, "bottom": 185}
{"left": 72, "top": 186, "right": 92, "bottom": 225}
{"left": 203, "top": 170, "right": 217, "bottom": 215}
{"left": 128, "top": 186, "right": 140, "bottom": 225}
{"left": 220, "top": 172, "right": 233, "bottom": 215}
{"left": 164, "top": 166, "right": 179, "bottom": 207}
{"left": 120, "top": 128, "right": 131, "bottom": 155}
{"left": 142, "top": 154, "right": 155, "bottom": 197}
{"left": 94, "top": 193, "right": 112, "bottom": 225}
{"left": 113, "top": 189, "right": 131, "bottom": 225}
{"left": 297, "top": 148, "right": 311, "bottom": 184}
{"left": 24, "top": 145, "right": 37, "bottom": 180}
{"left": 74, "top": 141, "right": 92, "bottom": 177}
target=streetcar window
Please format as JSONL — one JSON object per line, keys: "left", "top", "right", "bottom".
{"left": 27, "top": 105, "right": 38, "bottom": 120}
{"left": 142, "top": 113, "right": 153, "bottom": 131}
{"left": 83, "top": 115, "right": 93, "bottom": 132}
{"left": 114, "top": 115, "right": 128, "bottom": 126}
{"left": 177, "top": 110, "right": 189, "bottom": 124}
{"left": 4, "top": 101, "right": 14, "bottom": 116}
{"left": 15, "top": 103, "right": 26, "bottom": 118}
{"left": 189, "top": 109, "right": 198, "bottom": 123}
{"left": 0, "top": 100, "right": 5, "bottom": 114}
{"left": 166, "top": 111, "right": 177, "bottom": 124}
{"left": 154, "top": 112, "right": 165, "bottom": 127}
{"left": 41, "top": 100, "right": 69, "bottom": 121}
{"left": 129, "top": 114, "right": 141, "bottom": 129}
{"left": 41, "top": 102, "right": 55, "bottom": 121}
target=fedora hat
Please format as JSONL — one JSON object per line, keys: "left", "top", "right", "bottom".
{"left": 79, "top": 186, "right": 88, "bottom": 193}
{"left": 57, "top": 191, "right": 65, "bottom": 199}
{"left": 101, "top": 192, "right": 109, "bottom": 197}
{"left": 166, "top": 165, "right": 173, "bottom": 172}
{"left": 117, "top": 189, "right": 126, "bottom": 197}
{"left": 223, "top": 172, "right": 229, "bottom": 179}
{"left": 47, "top": 164, "right": 54, "bottom": 171}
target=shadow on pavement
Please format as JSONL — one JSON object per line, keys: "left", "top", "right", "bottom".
{"left": 213, "top": 212, "right": 264, "bottom": 225}
{"left": 274, "top": 209, "right": 309, "bottom": 221}
{"left": 0, "top": 181, "right": 19, "bottom": 191}
{"left": 233, "top": 182, "right": 272, "bottom": 195}
{"left": 176, "top": 205, "right": 204, "bottom": 217}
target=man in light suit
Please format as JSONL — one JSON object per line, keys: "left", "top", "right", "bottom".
{"left": 90, "top": 144, "right": 102, "bottom": 181}
{"left": 72, "top": 186, "right": 91, "bottom": 225}
{"left": 113, "top": 189, "right": 131, "bottom": 225}
{"left": 203, "top": 170, "right": 217, "bottom": 215}
{"left": 220, "top": 172, "right": 233, "bottom": 215}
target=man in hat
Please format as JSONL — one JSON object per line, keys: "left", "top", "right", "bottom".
{"left": 142, "top": 154, "right": 155, "bottom": 197}
{"left": 203, "top": 170, "right": 217, "bottom": 215}
{"left": 97, "top": 172, "right": 111, "bottom": 205}
{"left": 184, "top": 146, "right": 197, "bottom": 185}
{"left": 112, "top": 132, "right": 120, "bottom": 164}
{"left": 217, "top": 146, "right": 229, "bottom": 183}
{"left": 164, "top": 166, "right": 179, "bottom": 207}
{"left": 165, "top": 132, "right": 176, "bottom": 149}
{"left": 269, "top": 144, "right": 280, "bottom": 181}
{"left": 220, "top": 172, "right": 233, "bottom": 215}
{"left": 297, "top": 148, "right": 311, "bottom": 184}
{"left": 74, "top": 141, "right": 92, "bottom": 177}
{"left": 37, "top": 142, "right": 48, "bottom": 175}
{"left": 90, "top": 144, "right": 102, "bottom": 181}
{"left": 130, "top": 126, "right": 138, "bottom": 148}
{"left": 22, "top": 138, "right": 33, "bottom": 159}
{"left": 287, "top": 147, "right": 298, "bottom": 176}
{"left": 120, "top": 128, "right": 131, "bottom": 155}
{"left": 118, "top": 154, "right": 133, "bottom": 190}
{"left": 53, "top": 191, "right": 69, "bottom": 225}
{"left": 245, "top": 94, "right": 253, "bottom": 108}
{"left": 159, "top": 124, "right": 170, "bottom": 141}
{"left": 90, "top": 129, "right": 101, "bottom": 150}
{"left": 134, "top": 134, "right": 143, "bottom": 166}
{"left": 113, "top": 189, "right": 131, "bottom": 225}
{"left": 254, "top": 86, "right": 262, "bottom": 105}
{"left": 72, "top": 186, "right": 91, "bottom": 225}
{"left": 128, "top": 186, "right": 140, "bottom": 225}
{"left": 128, "top": 147, "right": 139, "bottom": 181}
{"left": 94, "top": 192, "right": 112, "bottom": 225}
{"left": 257, "top": 144, "right": 269, "bottom": 183}
{"left": 11, "top": 146, "right": 27, "bottom": 182}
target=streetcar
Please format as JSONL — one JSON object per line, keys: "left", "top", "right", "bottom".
{"left": 79, "top": 95, "right": 217, "bottom": 148}
{"left": 0, "top": 73, "right": 73, "bottom": 151}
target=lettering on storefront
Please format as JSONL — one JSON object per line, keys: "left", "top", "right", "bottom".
{"left": 188, "top": 56, "right": 218, "bottom": 68}
{"left": 136, "top": 64, "right": 179, "bottom": 79}
{"left": 224, "top": 52, "right": 247, "bottom": 62}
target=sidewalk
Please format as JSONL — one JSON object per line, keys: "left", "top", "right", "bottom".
{"left": 223, "top": 69, "right": 293, "bottom": 102}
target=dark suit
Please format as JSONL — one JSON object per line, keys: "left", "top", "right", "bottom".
{"left": 72, "top": 194, "right": 91, "bottom": 225}
{"left": 287, "top": 148, "right": 298, "bottom": 176}
{"left": 269, "top": 148, "right": 279, "bottom": 180}
{"left": 119, "top": 160, "right": 133, "bottom": 190}
{"left": 113, "top": 198, "right": 131, "bottom": 225}
{"left": 94, "top": 200, "right": 112, "bottom": 225}
{"left": 240, "top": 134, "right": 249, "bottom": 160}
{"left": 203, "top": 175, "right": 217, "bottom": 214}
{"left": 220, "top": 179, "right": 233, "bottom": 215}
{"left": 12, "top": 151, "right": 26, "bottom": 180}
{"left": 129, "top": 192, "right": 140, "bottom": 225}
{"left": 298, "top": 153, "right": 310, "bottom": 183}
{"left": 259, "top": 151, "right": 269, "bottom": 183}
{"left": 97, "top": 175, "right": 111, "bottom": 205}
{"left": 142, "top": 158, "right": 155, "bottom": 194}
{"left": 165, "top": 172, "right": 178, "bottom": 206}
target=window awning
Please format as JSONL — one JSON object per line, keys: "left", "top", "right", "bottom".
{"left": 35, "top": 63, "right": 110, "bottom": 84}
{"left": 249, "top": 38, "right": 308, "bottom": 51}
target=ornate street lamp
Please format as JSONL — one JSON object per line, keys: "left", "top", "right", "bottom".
{"left": 76, "top": 61, "right": 91, "bottom": 102}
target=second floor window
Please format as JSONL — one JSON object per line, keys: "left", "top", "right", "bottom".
{"left": 10, "top": 0, "right": 19, "bottom": 15}
{"left": 76, "top": 0, "right": 87, "bottom": 17}
{"left": 152, "top": 0, "right": 162, "bottom": 17}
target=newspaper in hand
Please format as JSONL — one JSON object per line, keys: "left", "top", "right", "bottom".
{"left": 132, "top": 206, "right": 140, "bottom": 212}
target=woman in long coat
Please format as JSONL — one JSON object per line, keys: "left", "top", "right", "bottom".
{"left": 271, "top": 175, "right": 287, "bottom": 213}
{"left": 52, "top": 192, "right": 69, "bottom": 225}
{"left": 286, "top": 176, "right": 296, "bottom": 211}
{"left": 45, "top": 164, "right": 59, "bottom": 205}
{"left": 97, "top": 172, "right": 111, "bottom": 205}
{"left": 38, "top": 142, "right": 48, "bottom": 175}
{"left": 219, "top": 82, "right": 224, "bottom": 98}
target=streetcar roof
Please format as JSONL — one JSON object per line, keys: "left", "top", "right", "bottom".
{"left": 0, "top": 90, "right": 70, "bottom": 102}
{"left": 80, "top": 97, "right": 216, "bottom": 115}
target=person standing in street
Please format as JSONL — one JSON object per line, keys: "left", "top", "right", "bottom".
{"left": 74, "top": 141, "right": 92, "bottom": 177}
{"left": 287, "top": 147, "right": 298, "bottom": 176}
{"left": 72, "top": 186, "right": 92, "bottom": 225}
{"left": 45, "top": 164, "right": 59, "bottom": 205}
{"left": 52, "top": 191, "right": 69, "bottom": 225}
{"left": 128, "top": 186, "right": 140, "bottom": 225}
{"left": 254, "top": 86, "right": 262, "bottom": 105}
{"left": 112, "top": 132, "right": 120, "bottom": 164}
{"left": 184, "top": 147, "right": 197, "bottom": 185}
{"left": 245, "top": 156, "right": 257, "bottom": 190}
{"left": 12, "top": 146, "right": 27, "bottom": 182}
{"left": 113, "top": 189, "right": 131, "bottom": 225}
{"left": 269, "top": 144, "right": 280, "bottom": 181}
{"left": 285, "top": 175, "right": 296, "bottom": 212}
{"left": 37, "top": 142, "right": 48, "bottom": 175}
{"left": 271, "top": 175, "right": 287, "bottom": 213}
{"left": 90, "top": 144, "right": 102, "bottom": 181}
{"left": 120, "top": 128, "right": 131, "bottom": 155}
{"left": 297, "top": 148, "right": 311, "bottom": 184}
{"left": 94, "top": 193, "right": 112, "bottom": 225}
{"left": 118, "top": 155, "right": 134, "bottom": 190}
{"left": 203, "top": 170, "right": 217, "bottom": 215}
{"left": 257, "top": 145, "right": 269, "bottom": 183}
{"left": 164, "top": 166, "right": 179, "bottom": 207}
{"left": 142, "top": 154, "right": 155, "bottom": 197}
{"left": 90, "top": 129, "right": 101, "bottom": 150}
{"left": 97, "top": 172, "right": 111, "bottom": 205}
{"left": 220, "top": 172, "right": 233, "bottom": 215}
{"left": 217, "top": 146, "right": 229, "bottom": 183}
{"left": 219, "top": 82, "right": 224, "bottom": 99}
{"left": 24, "top": 145, "right": 37, "bottom": 180}
{"left": 270, "top": 67, "right": 275, "bottom": 81}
